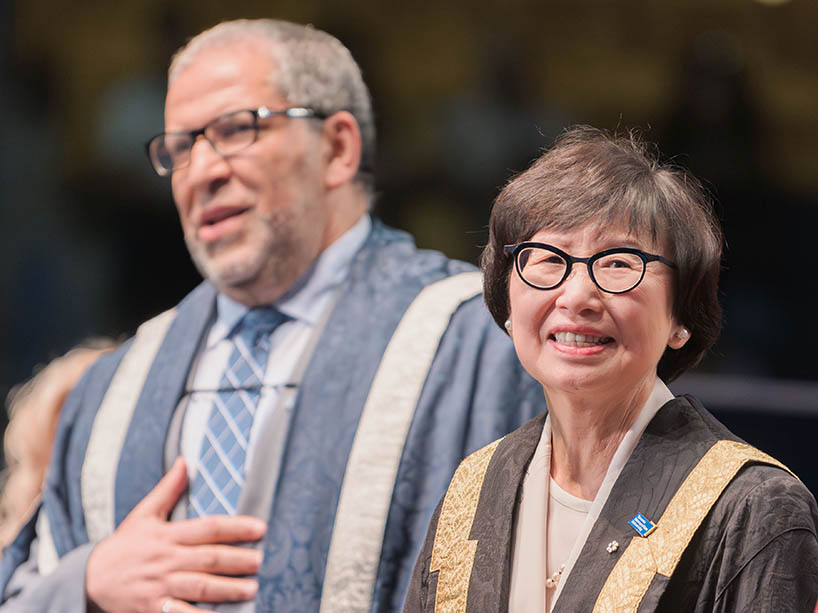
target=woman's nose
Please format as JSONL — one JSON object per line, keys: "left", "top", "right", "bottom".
{"left": 554, "top": 264, "right": 602, "bottom": 311}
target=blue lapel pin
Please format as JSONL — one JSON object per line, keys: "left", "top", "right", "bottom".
{"left": 628, "top": 512, "right": 657, "bottom": 537}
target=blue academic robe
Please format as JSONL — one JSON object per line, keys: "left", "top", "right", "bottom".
{"left": 1, "top": 219, "right": 543, "bottom": 612}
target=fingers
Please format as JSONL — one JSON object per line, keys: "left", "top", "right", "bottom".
{"left": 177, "top": 544, "right": 264, "bottom": 576}
{"left": 173, "top": 515, "right": 267, "bottom": 546}
{"left": 132, "top": 457, "right": 189, "bottom": 518}
{"left": 166, "top": 571, "right": 258, "bottom": 604}
{"left": 159, "top": 597, "right": 217, "bottom": 613}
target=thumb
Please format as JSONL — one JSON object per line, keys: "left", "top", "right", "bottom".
{"left": 130, "top": 456, "right": 188, "bottom": 519}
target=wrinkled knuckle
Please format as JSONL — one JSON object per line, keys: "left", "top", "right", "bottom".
{"left": 200, "top": 548, "right": 220, "bottom": 570}
{"left": 148, "top": 543, "right": 174, "bottom": 567}
{"left": 204, "top": 516, "right": 228, "bottom": 537}
{"left": 189, "top": 575, "right": 210, "bottom": 600}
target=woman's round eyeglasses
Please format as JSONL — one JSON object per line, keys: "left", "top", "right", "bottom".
{"left": 504, "top": 242, "right": 676, "bottom": 294}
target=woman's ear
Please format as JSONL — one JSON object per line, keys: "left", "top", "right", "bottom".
{"left": 321, "top": 110, "right": 362, "bottom": 189}
{"left": 667, "top": 325, "right": 691, "bottom": 350}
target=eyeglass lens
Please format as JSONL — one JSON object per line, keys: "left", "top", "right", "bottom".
{"left": 149, "top": 110, "right": 258, "bottom": 174}
{"left": 517, "top": 247, "right": 646, "bottom": 293}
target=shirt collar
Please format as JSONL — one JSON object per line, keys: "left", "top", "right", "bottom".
{"left": 208, "top": 214, "right": 371, "bottom": 347}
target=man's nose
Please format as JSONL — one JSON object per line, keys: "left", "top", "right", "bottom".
{"left": 185, "top": 135, "right": 231, "bottom": 185}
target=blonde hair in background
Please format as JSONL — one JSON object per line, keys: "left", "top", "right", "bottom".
{"left": 0, "top": 339, "right": 118, "bottom": 548}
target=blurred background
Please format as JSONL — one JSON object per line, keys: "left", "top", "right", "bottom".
{"left": 2, "top": 0, "right": 817, "bottom": 490}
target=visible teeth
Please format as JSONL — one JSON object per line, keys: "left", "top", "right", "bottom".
{"left": 554, "top": 331, "right": 609, "bottom": 347}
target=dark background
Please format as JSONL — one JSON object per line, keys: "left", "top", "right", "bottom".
{"left": 2, "top": 1, "right": 817, "bottom": 491}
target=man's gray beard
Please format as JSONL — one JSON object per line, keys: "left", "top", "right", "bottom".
{"left": 185, "top": 233, "right": 293, "bottom": 295}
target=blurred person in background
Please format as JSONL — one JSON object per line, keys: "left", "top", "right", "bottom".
{"left": 0, "top": 18, "right": 541, "bottom": 613}
{"left": 0, "top": 340, "right": 116, "bottom": 548}
{"left": 406, "top": 127, "right": 818, "bottom": 612}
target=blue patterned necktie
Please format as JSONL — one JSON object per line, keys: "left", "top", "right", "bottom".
{"left": 188, "top": 307, "right": 288, "bottom": 517}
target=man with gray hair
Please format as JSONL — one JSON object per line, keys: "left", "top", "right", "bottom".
{"left": 0, "top": 19, "right": 540, "bottom": 612}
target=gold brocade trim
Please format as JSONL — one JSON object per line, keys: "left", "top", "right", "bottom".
{"left": 430, "top": 439, "right": 502, "bottom": 613}
{"left": 593, "top": 440, "right": 792, "bottom": 613}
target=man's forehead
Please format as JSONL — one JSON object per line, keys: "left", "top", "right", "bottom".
{"left": 164, "top": 43, "right": 284, "bottom": 128}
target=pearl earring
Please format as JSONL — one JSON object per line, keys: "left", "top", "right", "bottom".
{"left": 504, "top": 320, "right": 512, "bottom": 332}
{"left": 678, "top": 328, "right": 689, "bottom": 338}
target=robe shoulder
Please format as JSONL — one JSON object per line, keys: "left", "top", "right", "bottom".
{"left": 660, "top": 462, "right": 818, "bottom": 612}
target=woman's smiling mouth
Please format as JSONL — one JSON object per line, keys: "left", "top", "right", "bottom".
{"left": 551, "top": 331, "right": 614, "bottom": 348}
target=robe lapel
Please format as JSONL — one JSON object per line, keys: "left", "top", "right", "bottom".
{"left": 114, "top": 282, "right": 216, "bottom": 524}
{"left": 462, "top": 414, "right": 546, "bottom": 612}
{"left": 255, "top": 222, "right": 438, "bottom": 610}
{"left": 552, "top": 396, "right": 721, "bottom": 612}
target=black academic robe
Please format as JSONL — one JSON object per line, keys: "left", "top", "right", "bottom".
{"left": 405, "top": 395, "right": 818, "bottom": 612}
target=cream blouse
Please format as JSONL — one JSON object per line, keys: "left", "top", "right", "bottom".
{"left": 508, "top": 378, "right": 674, "bottom": 612}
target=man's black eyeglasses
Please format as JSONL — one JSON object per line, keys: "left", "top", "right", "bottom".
{"left": 145, "top": 106, "right": 328, "bottom": 176}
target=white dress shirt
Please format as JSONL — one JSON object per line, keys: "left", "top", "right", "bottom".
{"left": 177, "top": 215, "right": 371, "bottom": 484}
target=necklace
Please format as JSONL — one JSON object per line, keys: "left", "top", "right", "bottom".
{"left": 545, "top": 563, "right": 565, "bottom": 589}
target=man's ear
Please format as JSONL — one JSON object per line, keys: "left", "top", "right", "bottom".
{"left": 667, "top": 324, "right": 691, "bottom": 350}
{"left": 322, "top": 111, "right": 362, "bottom": 189}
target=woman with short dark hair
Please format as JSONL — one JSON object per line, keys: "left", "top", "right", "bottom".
{"left": 405, "top": 126, "right": 818, "bottom": 612}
